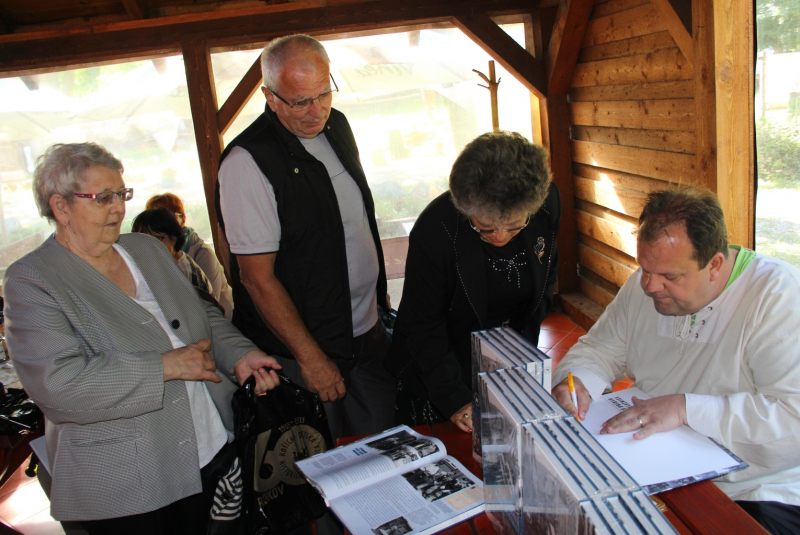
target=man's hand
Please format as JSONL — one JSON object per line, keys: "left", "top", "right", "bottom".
{"left": 301, "top": 352, "right": 346, "bottom": 403}
{"left": 450, "top": 403, "right": 473, "bottom": 433}
{"left": 232, "top": 350, "right": 282, "bottom": 394}
{"left": 600, "top": 394, "right": 687, "bottom": 439}
{"left": 552, "top": 375, "right": 590, "bottom": 420}
{"left": 162, "top": 339, "right": 222, "bottom": 383}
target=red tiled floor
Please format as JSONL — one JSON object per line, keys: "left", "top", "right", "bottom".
{"left": 540, "top": 313, "right": 579, "bottom": 333}
{"left": 14, "top": 509, "right": 65, "bottom": 535}
{"left": 0, "top": 455, "right": 62, "bottom": 535}
{"left": 0, "top": 479, "right": 49, "bottom": 526}
{"left": 552, "top": 331, "right": 583, "bottom": 352}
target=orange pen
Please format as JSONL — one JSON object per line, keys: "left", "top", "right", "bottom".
{"left": 568, "top": 372, "right": 581, "bottom": 422}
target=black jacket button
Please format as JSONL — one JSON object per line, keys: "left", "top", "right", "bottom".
{"left": 171, "top": 319, "right": 180, "bottom": 329}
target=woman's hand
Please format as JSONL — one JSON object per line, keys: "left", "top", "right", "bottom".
{"left": 232, "top": 350, "right": 282, "bottom": 395}
{"left": 450, "top": 403, "right": 473, "bottom": 433}
{"left": 162, "top": 339, "right": 222, "bottom": 383}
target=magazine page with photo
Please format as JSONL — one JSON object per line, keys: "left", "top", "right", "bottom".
{"left": 296, "top": 425, "right": 485, "bottom": 535}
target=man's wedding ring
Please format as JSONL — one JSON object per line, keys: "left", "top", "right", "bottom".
{"left": 637, "top": 416, "right": 644, "bottom": 428}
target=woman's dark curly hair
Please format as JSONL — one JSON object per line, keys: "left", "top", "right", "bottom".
{"left": 449, "top": 131, "right": 551, "bottom": 221}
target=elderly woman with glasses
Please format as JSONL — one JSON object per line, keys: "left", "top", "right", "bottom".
{"left": 386, "top": 131, "right": 560, "bottom": 433}
{"left": 3, "top": 142, "right": 280, "bottom": 534}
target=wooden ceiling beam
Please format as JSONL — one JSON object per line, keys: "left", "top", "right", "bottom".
{"left": 122, "top": 0, "right": 148, "bottom": 20}
{"left": 650, "top": 0, "right": 693, "bottom": 65}
{"left": 451, "top": 13, "right": 546, "bottom": 99}
{"left": 0, "top": 7, "right": 12, "bottom": 35}
{"left": 0, "top": 0, "right": 532, "bottom": 78}
{"left": 546, "top": 0, "right": 593, "bottom": 96}
{"left": 217, "top": 54, "right": 263, "bottom": 136}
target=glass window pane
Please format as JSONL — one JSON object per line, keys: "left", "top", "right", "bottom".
{"left": 0, "top": 57, "right": 209, "bottom": 279}
{"left": 755, "top": 48, "right": 800, "bottom": 267}
{"left": 217, "top": 25, "right": 534, "bottom": 240}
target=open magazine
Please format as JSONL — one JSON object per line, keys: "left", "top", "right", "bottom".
{"left": 295, "top": 425, "right": 485, "bottom": 535}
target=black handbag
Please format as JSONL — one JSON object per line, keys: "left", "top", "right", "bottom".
{"left": 232, "top": 372, "right": 333, "bottom": 534}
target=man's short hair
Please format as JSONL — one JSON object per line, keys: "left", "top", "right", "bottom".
{"left": 261, "top": 34, "right": 330, "bottom": 91}
{"left": 638, "top": 187, "right": 729, "bottom": 267}
{"left": 449, "top": 131, "right": 551, "bottom": 221}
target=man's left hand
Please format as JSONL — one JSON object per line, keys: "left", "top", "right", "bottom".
{"left": 232, "top": 350, "right": 282, "bottom": 395}
{"left": 600, "top": 394, "right": 687, "bottom": 439}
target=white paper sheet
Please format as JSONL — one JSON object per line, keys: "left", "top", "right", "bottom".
{"left": 582, "top": 387, "right": 746, "bottom": 493}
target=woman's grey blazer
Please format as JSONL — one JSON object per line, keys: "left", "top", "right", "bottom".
{"left": 3, "top": 233, "right": 258, "bottom": 522}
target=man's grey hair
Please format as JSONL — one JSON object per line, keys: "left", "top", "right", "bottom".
{"left": 261, "top": 34, "right": 330, "bottom": 91}
{"left": 33, "top": 142, "right": 124, "bottom": 223}
{"left": 449, "top": 131, "right": 552, "bottom": 221}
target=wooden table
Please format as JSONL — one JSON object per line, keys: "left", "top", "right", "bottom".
{"left": 337, "top": 422, "right": 767, "bottom": 535}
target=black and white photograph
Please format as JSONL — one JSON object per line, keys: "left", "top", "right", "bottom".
{"left": 382, "top": 438, "right": 440, "bottom": 467}
{"left": 372, "top": 516, "right": 413, "bottom": 535}
{"left": 402, "top": 460, "right": 474, "bottom": 502}
{"left": 367, "top": 430, "right": 416, "bottom": 451}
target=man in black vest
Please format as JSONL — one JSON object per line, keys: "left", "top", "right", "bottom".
{"left": 216, "top": 34, "right": 395, "bottom": 440}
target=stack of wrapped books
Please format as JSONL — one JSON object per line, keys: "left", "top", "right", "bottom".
{"left": 478, "top": 352, "right": 679, "bottom": 534}
{"left": 471, "top": 327, "right": 552, "bottom": 461}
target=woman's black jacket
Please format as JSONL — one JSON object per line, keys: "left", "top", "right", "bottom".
{"left": 385, "top": 183, "right": 561, "bottom": 420}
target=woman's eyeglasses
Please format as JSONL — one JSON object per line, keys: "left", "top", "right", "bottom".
{"left": 270, "top": 74, "right": 339, "bottom": 111}
{"left": 469, "top": 214, "right": 531, "bottom": 235}
{"left": 73, "top": 188, "right": 134, "bottom": 206}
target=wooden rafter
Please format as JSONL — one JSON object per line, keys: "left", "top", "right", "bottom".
{"left": 217, "top": 54, "right": 263, "bottom": 136}
{"left": 122, "top": 0, "right": 148, "bottom": 20}
{"left": 452, "top": 13, "right": 546, "bottom": 99}
{"left": 0, "top": 0, "right": 533, "bottom": 78}
{"left": 546, "top": 0, "right": 593, "bottom": 96}
{"left": 650, "top": 0, "right": 693, "bottom": 65}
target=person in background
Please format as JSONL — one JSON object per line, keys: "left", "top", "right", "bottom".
{"left": 386, "top": 131, "right": 560, "bottom": 433}
{"left": 146, "top": 192, "right": 234, "bottom": 318}
{"left": 552, "top": 188, "right": 800, "bottom": 535}
{"left": 4, "top": 142, "right": 280, "bottom": 534}
{"left": 216, "top": 34, "right": 395, "bottom": 441}
{"left": 132, "top": 206, "right": 220, "bottom": 312}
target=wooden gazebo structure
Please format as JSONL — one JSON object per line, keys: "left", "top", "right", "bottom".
{"left": 0, "top": 0, "right": 754, "bottom": 326}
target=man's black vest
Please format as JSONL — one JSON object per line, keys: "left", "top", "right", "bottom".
{"left": 215, "top": 105, "right": 387, "bottom": 364}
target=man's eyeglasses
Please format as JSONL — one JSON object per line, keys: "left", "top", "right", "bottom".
{"left": 270, "top": 74, "right": 339, "bottom": 111}
{"left": 73, "top": 188, "right": 134, "bottom": 206}
{"left": 469, "top": 214, "right": 531, "bottom": 235}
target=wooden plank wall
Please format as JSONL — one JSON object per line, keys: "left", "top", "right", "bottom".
{"left": 567, "top": 0, "right": 697, "bottom": 308}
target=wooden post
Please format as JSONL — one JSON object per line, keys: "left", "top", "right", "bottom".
{"left": 181, "top": 39, "right": 227, "bottom": 271}
{"left": 525, "top": 12, "right": 543, "bottom": 145}
{"left": 473, "top": 61, "right": 500, "bottom": 131}
{"left": 543, "top": 95, "right": 578, "bottom": 293}
{"left": 714, "top": 0, "right": 755, "bottom": 248}
{"left": 541, "top": 0, "right": 593, "bottom": 294}
{"left": 693, "top": 0, "right": 717, "bottom": 192}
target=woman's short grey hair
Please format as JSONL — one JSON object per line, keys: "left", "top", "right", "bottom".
{"left": 261, "top": 34, "right": 330, "bottom": 91}
{"left": 33, "top": 142, "right": 124, "bottom": 223}
{"left": 449, "top": 131, "right": 552, "bottom": 220}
